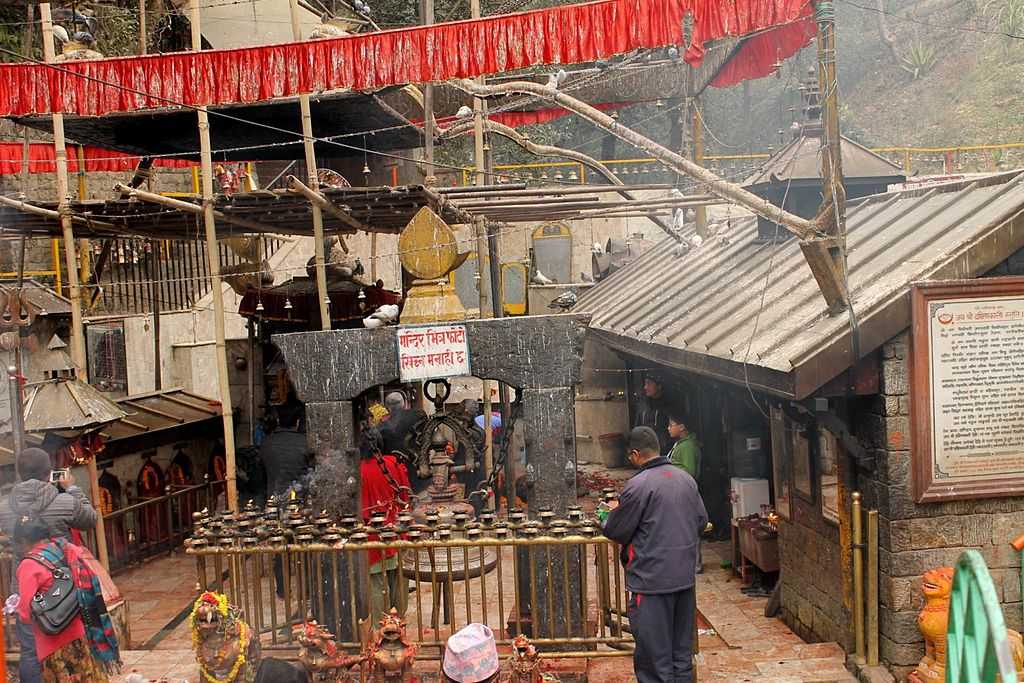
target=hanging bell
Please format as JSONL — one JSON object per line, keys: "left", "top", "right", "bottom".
{"left": 568, "top": 169, "right": 579, "bottom": 181}
{"left": 554, "top": 170, "right": 564, "bottom": 180}
{"left": 255, "top": 298, "right": 265, "bottom": 313}
{"left": 284, "top": 297, "right": 293, "bottom": 310}
{"left": 362, "top": 162, "right": 371, "bottom": 176}
{"left": 539, "top": 170, "right": 549, "bottom": 180}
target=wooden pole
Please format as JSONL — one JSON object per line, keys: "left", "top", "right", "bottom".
{"left": 189, "top": 0, "right": 239, "bottom": 512}
{"left": 469, "top": 0, "right": 495, "bottom": 509}
{"left": 692, "top": 102, "right": 707, "bottom": 237}
{"left": 288, "top": 0, "right": 331, "bottom": 332}
{"left": 421, "top": 0, "right": 436, "bottom": 186}
{"left": 40, "top": 2, "right": 110, "bottom": 571}
{"left": 138, "top": 0, "right": 148, "bottom": 55}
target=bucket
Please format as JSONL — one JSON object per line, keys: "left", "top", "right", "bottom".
{"left": 598, "top": 433, "right": 627, "bottom": 468}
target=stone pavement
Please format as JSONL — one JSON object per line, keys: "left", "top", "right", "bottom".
{"left": 587, "top": 543, "right": 856, "bottom": 683}
{"left": 105, "top": 541, "right": 854, "bottom": 682}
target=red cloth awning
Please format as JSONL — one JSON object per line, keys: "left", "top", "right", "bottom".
{"left": 0, "top": 143, "right": 195, "bottom": 174}
{"left": 0, "top": 0, "right": 814, "bottom": 118}
{"left": 709, "top": 16, "right": 817, "bottom": 88}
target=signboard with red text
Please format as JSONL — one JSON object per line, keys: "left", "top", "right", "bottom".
{"left": 397, "top": 324, "right": 471, "bottom": 381}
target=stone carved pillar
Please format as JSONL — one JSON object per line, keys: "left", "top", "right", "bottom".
{"left": 304, "top": 400, "right": 366, "bottom": 641}
{"left": 520, "top": 387, "right": 584, "bottom": 640}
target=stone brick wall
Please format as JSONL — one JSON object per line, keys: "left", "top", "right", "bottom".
{"left": 778, "top": 496, "right": 853, "bottom": 651}
{"left": 856, "top": 333, "right": 1024, "bottom": 680}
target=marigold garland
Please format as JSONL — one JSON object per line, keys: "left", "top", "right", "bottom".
{"left": 190, "top": 592, "right": 249, "bottom": 683}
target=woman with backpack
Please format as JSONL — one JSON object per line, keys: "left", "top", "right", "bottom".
{"left": 14, "top": 512, "right": 121, "bottom": 682}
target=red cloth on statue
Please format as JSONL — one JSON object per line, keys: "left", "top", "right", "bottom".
{"left": 360, "top": 455, "right": 410, "bottom": 568}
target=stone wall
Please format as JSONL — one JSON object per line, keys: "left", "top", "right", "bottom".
{"left": 856, "top": 333, "right": 1024, "bottom": 680}
{"left": 778, "top": 496, "right": 853, "bottom": 651}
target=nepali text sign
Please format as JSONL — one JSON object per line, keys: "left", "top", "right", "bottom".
{"left": 397, "top": 324, "right": 470, "bottom": 381}
{"left": 911, "top": 278, "right": 1024, "bottom": 502}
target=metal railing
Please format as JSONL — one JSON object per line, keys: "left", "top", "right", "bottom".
{"left": 188, "top": 511, "right": 633, "bottom": 659}
{"left": 100, "top": 479, "right": 225, "bottom": 574}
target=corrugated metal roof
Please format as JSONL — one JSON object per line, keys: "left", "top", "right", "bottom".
{"left": 743, "top": 134, "right": 905, "bottom": 186}
{"left": 577, "top": 170, "right": 1024, "bottom": 398}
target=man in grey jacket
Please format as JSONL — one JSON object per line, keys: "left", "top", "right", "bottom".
{"left": 0, "top": 447, "right": 98, "bottom": 683}
{"left": 603, "top": 426, "right": 708, "bottom": 683}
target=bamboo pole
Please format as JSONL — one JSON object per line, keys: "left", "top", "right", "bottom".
{"left": 111, "top": 183, "right": 276, "bottom": 234}
{"left": 692, "top": 103, "right": 707, "bottom": 237}
{"left": 76, "top": 146, "right": 91, "bottom": 309}
{"left": 40, "top": 2, "right": 110, "bottom": 571}
{"left": 451, "top": 79, "right": 813, "bottom": 239}
{"left": 288, "top": 0, "right": 330, "bottom": 331}
{"left": 189, "top": 0, "right": 238, "bottom": 512}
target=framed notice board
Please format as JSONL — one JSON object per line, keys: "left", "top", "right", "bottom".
{"left": 911, "top": 277, "right": 1024, "bottom": 502}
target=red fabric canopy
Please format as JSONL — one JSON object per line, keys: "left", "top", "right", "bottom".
{"left": 709, "top": 16, "right": 817, "bottom": 88}
{"left": 0, "top": 0, "right": 814, "bottom": 117}
{"left": 0, "top": 143, "right": 195, "bottom": 174}
{"left": 685, "top": 0, "right": 813, "bottom": 67}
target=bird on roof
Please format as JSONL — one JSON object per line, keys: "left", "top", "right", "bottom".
{"left": 548, "top": 290, "right": 577, "bottom": 312}
{"left": 580, "top": 272, "right": 593, "bottom": 282}
{"left": 456, "top": 105, "right": 474, "bottom": 119}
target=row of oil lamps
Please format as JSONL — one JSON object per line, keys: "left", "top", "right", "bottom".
{"left": 186, "top": 493, "right": 621, "bottom": 551}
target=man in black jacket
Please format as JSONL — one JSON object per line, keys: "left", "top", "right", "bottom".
{"left": 603, "top": 426, "right": 708, "bottom": 683}
{"left": 0, "top": 447, "right": 98, "bottom": 683}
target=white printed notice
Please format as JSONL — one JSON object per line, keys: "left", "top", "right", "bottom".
{"left": 397, "top": 324, "right": 470, "bottom": 382}
{"left": 929, "top": 295, "right": 1024, "bottom": 482}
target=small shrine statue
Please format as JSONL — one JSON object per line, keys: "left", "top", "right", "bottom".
{"left": 367, "top": 608, "right": 417, "bottom": 682}
{"left": 506, "top": 635, "right": 542, "bottom": 683}
{"left": 909, "top": 567, "right": 1024, "bottom": 683}
{"left": 296, "top": 621, "right": 364, "bottom": 682}
{"left": 190, "top": 591, "right": 261, "bottom": 683}
{"left": 909, "top": 567, "right": 955, "bottom": 683}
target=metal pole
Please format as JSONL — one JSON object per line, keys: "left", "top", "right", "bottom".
{"left": 866, "top": 508, "right": 878, "bottom": 666}
{"left": 851, "top": 491, "right": 864, "bottom": 664}
{"left": 8, "top": 367, "right": 24, "bottom": 473}
{"left": 247, "top": 319, "right": 256, "bottom": 444}
{"left": 288, "top": 0, "right": 331, "bottom": 331}
{"left": 40, "top": 2, "right": 110, "bottom": 571}
{"left": 149, "top": 240, "right": 162, "bottom": 391}
{"left": 189, "top": 0, "right": 239, "bottom": 512}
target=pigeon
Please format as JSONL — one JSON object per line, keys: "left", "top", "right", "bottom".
{"left": 51, "top": 24, "right": 70, "bottom": 44}
{"left": 548, "top": 290, "right": 578, "bottom": 311}
{"left": 673, "top": 241, "right": 690, "bottom": 258}
{"left": 363, "top": 303, "right": 399, "bottom": 328}
{"left": 591, "top": 241, "right": 604, "bottom": 255}
{"left": 720, "top": 235, "right": 731, "bottom": 247}
{"left": 581, "top": 272, "right": 593, "bottom": 282}
{"left": 667, "top": 45, "right": 680, "bottom": 60}
{"left": 531, "top": 270, "right": 554, "bottom": 285}
{"left": 689, "top": 234, "right": 704, "bottom": 249}
{"left": 672, "top": 208, "right": 686, "bottom": 231}
{"left": 545, "top": 69, "right": 568, "bottom": 90}
{"left": 456, "top": 105, "right": 473, "bottom": 119}
{"left": 595, "top": 59, "right": 611, "bottom": 70}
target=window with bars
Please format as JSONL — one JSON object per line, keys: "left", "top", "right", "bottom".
{"left": 87, "top": 322, "right": 128, "bottom": 396}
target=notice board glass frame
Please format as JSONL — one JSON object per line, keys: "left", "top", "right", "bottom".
{"left": 911, "top": 277, "right": 1024, "bottom": 502}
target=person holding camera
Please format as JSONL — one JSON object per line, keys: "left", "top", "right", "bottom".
{"left": 0, "top": 448, "right": 99, "bottom": 683}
